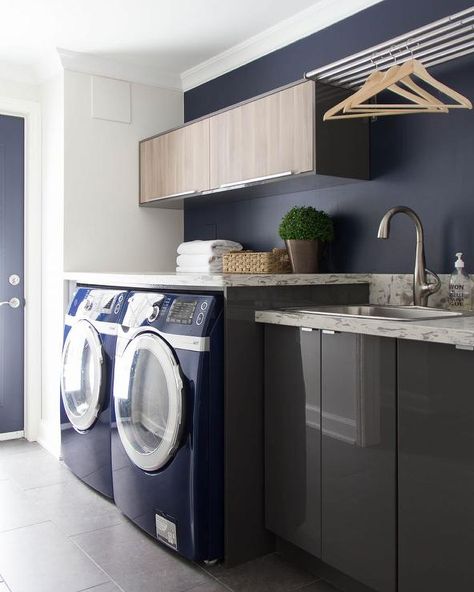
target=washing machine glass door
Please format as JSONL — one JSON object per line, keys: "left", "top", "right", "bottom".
{"left": 114, "top": 332, "right": 184, "bottom": 472}
{"left": 61, "top": 319, "right": 106, "bottom": 432}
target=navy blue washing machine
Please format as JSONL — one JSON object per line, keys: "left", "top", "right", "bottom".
{"left": 111, "top": 291, "right": 224, "bottom": 562}
{"left": 60, "top": 287, "right": 128, "bottom": 499}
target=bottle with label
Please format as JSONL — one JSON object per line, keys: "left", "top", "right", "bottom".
{"left": 448, "top": 253, "right": 472, "bottom": 311}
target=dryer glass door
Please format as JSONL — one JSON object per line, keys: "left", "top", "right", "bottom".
{"left": 61, "top": 319, "right": 105, "bottom": 432}
{"left": 114, "top": 332, "right": 184, "bottom": 472}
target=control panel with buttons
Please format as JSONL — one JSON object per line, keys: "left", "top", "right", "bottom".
{"left": 124, "top": 292, "right": 219, "bottom": 336}
{"left": 70, "top": 288, "right": 129, "bottom": 323}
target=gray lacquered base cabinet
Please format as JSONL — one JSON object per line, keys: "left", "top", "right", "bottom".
{"left": 265, "top": 327, "right": 474, "bottom": 591}
{"left": 321, "top": 331, "right": 396, "bottom": 592}
{"left": 265, "top": 326, "right": 322, "bottom": 558}
{"left": 398, "top": 340, "right": 474, "bottom": 592}
{"left": 265, "top": 326, "right": 396, "bottom": 592}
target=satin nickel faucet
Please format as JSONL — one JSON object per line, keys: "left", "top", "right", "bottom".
{"left": 377, "top": 206, "right": 441, "bottom": 307}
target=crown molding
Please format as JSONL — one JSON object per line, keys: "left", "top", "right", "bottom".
{"left": 58, "top": 49, "right": 183, "bottom": 91}
{"left": 181, "top": 0, "right": 383, "bottom": 91}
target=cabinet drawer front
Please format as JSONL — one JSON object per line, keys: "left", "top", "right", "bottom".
{"left": 210, "top": 81, "right": 314, "bottom": 189}
{"left": 140, "top": 119, "right": 209, "bottom": 203}
{"left": 321, "top": 332, "right": 396, "bottom": 592}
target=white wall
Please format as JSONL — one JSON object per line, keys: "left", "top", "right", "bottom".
{"left": 0, "top": 77, "right": 40, "bottom": 103}
{"left": 63, "top": 70, "right": 184, "bottom": 272}
{"left": 38, "top": 73, "right": 64, "bottom": 457}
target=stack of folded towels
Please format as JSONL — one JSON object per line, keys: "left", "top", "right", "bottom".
{"left": 176, "top": 239, "right": 243, "bottom": 273}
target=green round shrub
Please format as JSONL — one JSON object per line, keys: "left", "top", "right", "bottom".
{"left": 279, "top": 206, "right": 334, "bottom": 242}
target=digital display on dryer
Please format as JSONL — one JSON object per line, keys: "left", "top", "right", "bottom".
{"left": 166, "top": 300, "right": 197, "bottom": 324}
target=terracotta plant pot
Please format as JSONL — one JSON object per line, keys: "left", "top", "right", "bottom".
{"left": 285, "top": 239, "right": 321, "bottom": 273}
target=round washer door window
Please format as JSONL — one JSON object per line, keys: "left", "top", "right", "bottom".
{"left": 114, "top": 332, "right": 184, "bottom": 472}
{"left": 61, "top": 319, "right": 105, "bottom": 432}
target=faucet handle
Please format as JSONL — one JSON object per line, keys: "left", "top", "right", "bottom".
{"left": 425, "top": 268, "right": 441, "bottom": 295}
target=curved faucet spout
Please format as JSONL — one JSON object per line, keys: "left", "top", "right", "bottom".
{"left": 377, "top": 206, "right": 440, "bottom": 307}
{"left": 377, "top": 206, "right": 424, "bottom": 242}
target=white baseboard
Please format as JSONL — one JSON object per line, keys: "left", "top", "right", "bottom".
{"left": 0, "top": 430, "right": 25, "bottom": 441}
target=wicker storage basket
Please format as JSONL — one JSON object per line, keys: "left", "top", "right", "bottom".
{"left": 223, "top": 248, "right": 291, "bottom": 274}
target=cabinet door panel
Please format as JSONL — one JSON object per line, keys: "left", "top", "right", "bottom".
{"left": 398, "top": 340, "right": 474, "bottom": 592}
{"left": 140, "top": 119, "right": 209, "bottom": 203}
{"left": 210, "top": 82, "right": 314, "bottom": 188}
{"left": 321, "top": 333, "right": 396, "bottom": 592}
{"left": 265, "top": 325, "right": 321, "bottom": 558}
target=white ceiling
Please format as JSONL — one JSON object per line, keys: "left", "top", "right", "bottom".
{"left": 0, "top": 0, "right": 382, "bottom": 88}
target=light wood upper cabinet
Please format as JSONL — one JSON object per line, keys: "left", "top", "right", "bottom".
{"left": 139, "top": 80, "right": 369, "bottom": 207}
{"left": 139, "top": 119, "right": 209, "bottom": 204}
{"left": 209, "top": 81, "right": 315, "bottom": 189}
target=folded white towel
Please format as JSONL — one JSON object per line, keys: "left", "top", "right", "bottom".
{"left": 176, "top": 254, "right": 219, "bottom": 268}
{"left": 177, "top": 240, "right": 243, "bottom": 256}
{"left": 176, "top": 264, "right": 223, "bottom": 273}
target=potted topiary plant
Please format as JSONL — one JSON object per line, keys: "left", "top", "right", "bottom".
{"left": 279, "top": 206, "right": 334, "bottom": 273}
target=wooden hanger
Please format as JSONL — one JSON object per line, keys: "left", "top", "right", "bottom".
{"left": 324, "top": 66, "right": 447, "bottom": 120}
{"left": 324, "top": 59, "right": 471, "bottom": 120}
{"left": 344, "top": 59, "right": 471, "bottom": 110}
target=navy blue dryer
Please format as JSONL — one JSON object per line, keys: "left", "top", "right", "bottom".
{"left": 112, "top": 291, "right": 224, "bottom": 562}
{"left": 60, "top": 287, "right": 128, "bottom": 499}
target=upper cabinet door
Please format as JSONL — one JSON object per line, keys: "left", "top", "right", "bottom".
{"left": 140, "top": 119, "right": 209, "bottom": 203}
{"left": 209, "top": 81, "right": 315, "bottom": 189}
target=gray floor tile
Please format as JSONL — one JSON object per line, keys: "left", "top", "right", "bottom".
{"left": 0, "top": 480, "right": 46, "bottom": 533}
{"left": 25, "top": 478, "right": 125, "bottom": 537}
{"left": 0, "top": 521, "right": 110, "bottom": 592}
{"left": 0, "top": 439, "right": 40, "bottom": 458}
{"left": 78, "top": 583, "right": 122, "bottom": 592}
{"left": 206, "top": 553, "right": 316, "bottom": 592}
{"left": 73, "top": 521, "right": 208, "bottom": 592}
{"left": 185, "top": 581, "right": 230, "bottom": 592}
{"left": 0, "top": 447, "right": 75, "bottom": 490}
{"left": 293, "top": 582, "right": 338, "bottom": 592}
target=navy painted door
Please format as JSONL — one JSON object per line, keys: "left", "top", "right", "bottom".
{"left": 0, "top": 115, "right": 24, "bottom": 434}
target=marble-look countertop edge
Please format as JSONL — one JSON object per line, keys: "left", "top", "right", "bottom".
{"left": 63, "top": 271, "right": 370, "bottom": 289}
{"left": 255, "top": 309, "right": 474, "bottom": 348}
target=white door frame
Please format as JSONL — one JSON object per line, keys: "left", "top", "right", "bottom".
{"left": 0, "top": 96, "right": 42, "bottom": 442}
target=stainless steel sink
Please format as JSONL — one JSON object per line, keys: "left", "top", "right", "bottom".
{"left": 291, "top": 304, "right": 466, "bottom": 322}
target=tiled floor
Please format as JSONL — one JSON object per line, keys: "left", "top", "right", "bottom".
{"left": 0, "top": 440, "right": 336, "bottom": 592}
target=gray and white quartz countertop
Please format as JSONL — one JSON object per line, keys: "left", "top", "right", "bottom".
{"left": 255, "top": 308, "right": 474, "bottom": 348}
{"left": 63, "top": 271, "right": 369, "bottom": 290}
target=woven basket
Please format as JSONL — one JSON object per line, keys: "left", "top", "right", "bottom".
{"left": 223, "top": 248, "right": 291, "bottom": 274}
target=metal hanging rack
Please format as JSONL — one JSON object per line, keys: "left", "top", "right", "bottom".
{"left": 305, "top": 6, "right": 474, "bottom": 89}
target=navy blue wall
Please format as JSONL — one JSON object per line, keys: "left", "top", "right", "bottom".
{"left": 184, "top": 0, "right": 474, "bottom": 273}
